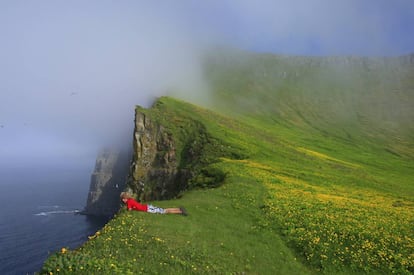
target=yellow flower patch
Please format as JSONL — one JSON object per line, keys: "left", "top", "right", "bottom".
{"left": 222, "top": 157, "right": 414, "bottom": 273}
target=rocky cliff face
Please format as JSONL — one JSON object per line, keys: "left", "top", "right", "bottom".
{"left": 82, "top": 100, "right": 226, "bottom": 214}
{"left": 83, "top": 98, "right": 238, "bottom": 211}
{"left": 128, "top": 109, "right": 188, "bottom": 201}
{"left": 83, "top": 148, "right": 130, "bottom": 217}
{"left": 126, "top": 100, "right": 236, "bottom": 201}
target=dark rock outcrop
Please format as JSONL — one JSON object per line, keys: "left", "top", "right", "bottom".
{"left": 82, "top": 100, "right": 232, "bottom": 214}
{"left": 128, "top": 109, "right": 188, "bottom": 201}
{"left": 126, "top": 101, "right": 239, "bottom": 202}
{"left": 83, "top": 148, "right": 130, "bottom": 217}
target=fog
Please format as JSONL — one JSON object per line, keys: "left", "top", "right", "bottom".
{"left": 0, "top": 2, "right": 213, "bottom": 170}
{"left": 1, "top": 1, "right": 413, "bottom": 172}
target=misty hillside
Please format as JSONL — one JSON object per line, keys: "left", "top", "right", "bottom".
{"left": 204, "top": 49, "right": 414, "bottom": 158}
{"left": 42, "top": 50, "right": 414, "bottom": 274}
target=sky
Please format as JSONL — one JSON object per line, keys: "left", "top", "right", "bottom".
{"left": 1, "top": 0, "right": 413, "bottom": 171}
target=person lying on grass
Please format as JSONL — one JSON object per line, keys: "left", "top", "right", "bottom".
{"left": 120, "top": 192, "right": 187, "bottom": 216}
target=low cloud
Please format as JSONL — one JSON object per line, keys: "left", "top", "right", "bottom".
{"left": 0, "top": 1, "right": 413, "bottom": 168}
{"left": 0, "top": 2, "right": 212, "bottom": 167}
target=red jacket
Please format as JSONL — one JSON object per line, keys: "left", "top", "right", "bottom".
{"left": 126, "top": 198, "right": 148, "bottom": 212}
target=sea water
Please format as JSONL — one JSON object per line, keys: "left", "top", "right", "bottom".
{"left": 0, "top": 164, "right": 108, "bottom": 274}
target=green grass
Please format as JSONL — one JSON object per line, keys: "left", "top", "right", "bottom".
{"left": 41, "top": 50, "right": 414, "bottom": 274}
{"left": 41, "top": 167, "right": 310, "bottom": 274}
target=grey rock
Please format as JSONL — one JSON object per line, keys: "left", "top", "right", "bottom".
{"left": 83, "top": 148, "right": 130, "bottom": 217}
{"left": 128, "top": 110, "right": 187, "bottom": 201}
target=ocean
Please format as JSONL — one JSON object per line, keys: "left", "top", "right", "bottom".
{"left": 0, "top": 164, "right": 108, "bottom": 275}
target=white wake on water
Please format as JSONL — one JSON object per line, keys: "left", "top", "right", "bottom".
{"left": 34, "top": 206, "right": 80, "bottom": 216}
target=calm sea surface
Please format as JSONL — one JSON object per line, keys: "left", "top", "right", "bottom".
{"left": 0, "top": 165, "right": 108, "bottom": 275}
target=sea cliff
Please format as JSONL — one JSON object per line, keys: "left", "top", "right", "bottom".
{"left": 82, "top": 148, "right": 129, "bottom": 217}
{"left": 126, "top": 100, "right": 237, "bottom": 201}
{"left": 83, "top": 98, "right": 238, "bottom": 215}
{"left": 43, "top": 50, "right": 414, "bottom": 274}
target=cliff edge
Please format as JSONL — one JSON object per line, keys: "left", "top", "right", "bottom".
{"left": 126, "top": 98, "right": 243, "bottom": 202}
{"left": 83, "top": 148, "right": 130, "bottom": 217}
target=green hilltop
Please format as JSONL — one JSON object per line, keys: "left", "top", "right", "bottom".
{"left": 42, "top": 50, "right": 414, "bottom": 274}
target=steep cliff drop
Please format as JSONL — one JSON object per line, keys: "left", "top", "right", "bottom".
{"left": 82, "top": 99, "right": 235, "bottom": 216}
{"left": 82, "top": 148, "right": 130, "bottom": 217}
{"left": 127, "top": 101, "right": 234, "bottom": 202}
{"left": 128, "top": 108, "right": 188, "bottom": 201}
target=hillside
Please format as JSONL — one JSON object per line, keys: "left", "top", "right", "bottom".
{"left": 42, "top": 51, "right": 414, "bottom": 274}
{"left": 204, "top": 49, "right": 414, "bottom": 158}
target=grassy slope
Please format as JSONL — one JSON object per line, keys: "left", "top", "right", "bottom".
{"left": 42, "top": 51, "right": 414, "bottom": 274}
